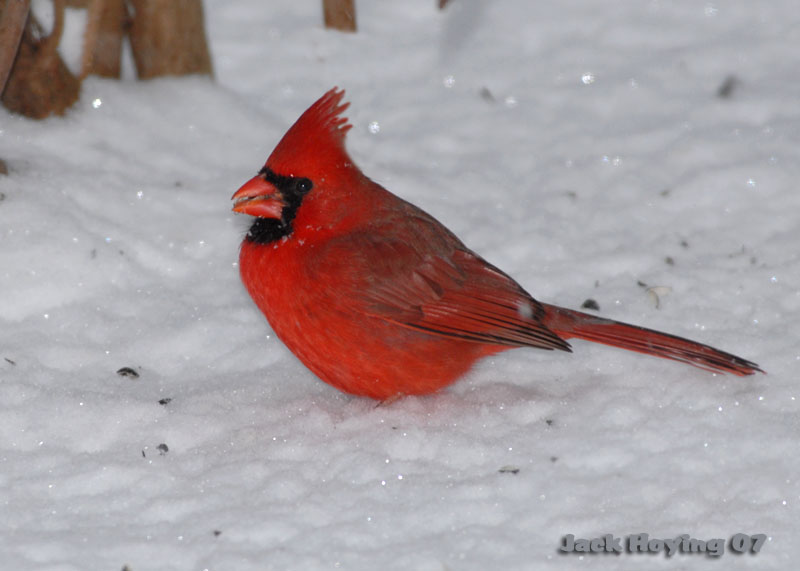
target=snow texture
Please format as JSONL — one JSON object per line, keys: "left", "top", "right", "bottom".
{"left": 1, "top": 1, "right": 798, "bottom": 569}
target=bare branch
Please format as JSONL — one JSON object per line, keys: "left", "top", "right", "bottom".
{"left": 1, "top": 9, "right": 80, "bottom": 118}
{"left": 128, "top": 0, "right": 213, "bottom": 79}
{"left": 81, "top": 0, "right": 126, "bottom": 78}
{"left": 323, "top": 0, "right": 356, "bottom": 33}
{"left": 0, "top": 0, "right": 31, "bottom": 95}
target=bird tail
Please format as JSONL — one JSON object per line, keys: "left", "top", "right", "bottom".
{"left": 540, "top": 304, "right": 763, "bottom": 376}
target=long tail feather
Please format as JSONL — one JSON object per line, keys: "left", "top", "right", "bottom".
{"left": 541, "top": 304, "right": 763, "bottom": 376}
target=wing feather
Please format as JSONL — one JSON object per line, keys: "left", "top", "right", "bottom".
{"left": 307, "top": 213, "right": 570, "bottom": 352}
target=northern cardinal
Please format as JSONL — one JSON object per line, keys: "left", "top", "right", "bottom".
{"left": 232, "top": 88, "right": 762, "bottom": 400}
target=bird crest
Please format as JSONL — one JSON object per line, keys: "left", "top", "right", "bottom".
{"left": 265, "top": 87, "right": 353, "bottom": 177}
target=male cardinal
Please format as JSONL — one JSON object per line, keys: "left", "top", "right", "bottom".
{"left": 232, "top": 88, "right": 762, "bottom": 400}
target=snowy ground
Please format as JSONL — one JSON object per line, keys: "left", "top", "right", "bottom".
{"left": 1, "top": 0, "right": 798, "bottom": 569}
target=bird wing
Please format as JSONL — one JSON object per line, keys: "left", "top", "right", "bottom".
{"left": 306, "top": 216, "right": 571, "bottom": 352}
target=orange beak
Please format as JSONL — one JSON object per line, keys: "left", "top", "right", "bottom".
{"left": 231, "top": 175, "right": 286, "bottom": 218}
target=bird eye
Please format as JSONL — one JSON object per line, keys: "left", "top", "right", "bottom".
{"left": 295, "top": 178, "right": 313, "bottom": 194}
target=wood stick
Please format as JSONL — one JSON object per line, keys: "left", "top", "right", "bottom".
{"left": 81, "top": 0, "right": 126, "bottom": 78}
{"left": 0, "top": 0, "right": 31, "bottom": 95}
{"left": 128, "top": 0, "right": 213, "bottom": 79}
{"left": 323, "top": 0, "right": 356, "bottom": 32}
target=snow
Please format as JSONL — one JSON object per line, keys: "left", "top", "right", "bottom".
{"left": 1, "top": 0, "right": 798, "bottom": 569}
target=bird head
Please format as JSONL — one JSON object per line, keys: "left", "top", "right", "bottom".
{"left": 232, "top": 88, "right": 357, "bottom": 241}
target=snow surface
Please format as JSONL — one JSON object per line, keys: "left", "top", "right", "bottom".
{"left": 1, "top": 0, "right": 798, "bottom": 569}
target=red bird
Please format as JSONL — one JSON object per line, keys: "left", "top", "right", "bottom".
{"left": 232, "top": 88, "right": 762, "bottom": 400}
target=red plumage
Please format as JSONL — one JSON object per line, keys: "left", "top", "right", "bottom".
{"left": 233, "top": 88, "right": 762, "bottom": 400}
